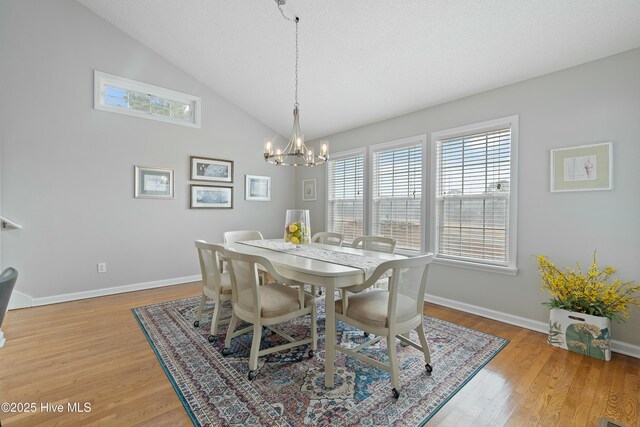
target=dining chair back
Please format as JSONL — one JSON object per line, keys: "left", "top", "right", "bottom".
{"left": 311, "top": 232, "right": 344, "bottom": 246}
{"left": 0, "top": 268, "right": 18, "bottom": 329}
{"left": 351, "top": 236, "right": 396, "bottom": 253}
{"left": 335, "top": 253, "right": 434, "bottom": 398}
{"left": 223, "top": 248, "right": 317, "bottom": 380}
{"left": 194, "top": 241, "right": 232, "bottom": 341}
{"left": 223, "top": 230, "right": 264, "bottom": 243}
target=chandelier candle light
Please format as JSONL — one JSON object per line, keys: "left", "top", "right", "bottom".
{"left": 264, "top": 0, "right": 329, "bottom": 167}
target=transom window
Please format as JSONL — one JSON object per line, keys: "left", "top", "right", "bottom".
{"left": 94, "top": 71, "right": 201, "bottom": 128}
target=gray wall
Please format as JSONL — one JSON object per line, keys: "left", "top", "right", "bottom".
{"left": 0, "top": 0, "right": 293, "bottom": 298}
{"left": 296, "top": 48, "right": 640, "bottom": 346}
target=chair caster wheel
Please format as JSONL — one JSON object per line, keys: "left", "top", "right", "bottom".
{"left": 318, "top": 290, "right": 322, "bottom": 296}
{"left": 308, "top": 350, "right": 315, "bottom": 358}
{"left": 392, "top": 388, "right": 400, "bottom": 399}
{"left": 425, "top": 363, "right": 433, "bottom": 375}
{"left": 208, "top": 335, "right": 215, "bottom": 343}
{"left": 248, "top": 370, "right": 257, "bottom": 381}
{"left": 364, "top": 332, "right": 370, "bottom": 337}
{"left": 222, "top": 348, "right": 230, "bottom": 356}
{"left": 193, "top": 321, "right": 200, "bottom": 327}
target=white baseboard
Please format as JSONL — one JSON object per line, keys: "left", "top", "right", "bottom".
{"left": 8, "top": 290, "right": 34, "bottom": 310}
{"left": 32, "top": 275, "right": 201, "bottom": 306}
{"left": 425, "top": 293, "right": 640, "bottom": 360}
{"left": 7, "top": 275, "right": 200, "bottom": 309}
{"left": 0, "top": 330, "right": 5, "bottom": 348}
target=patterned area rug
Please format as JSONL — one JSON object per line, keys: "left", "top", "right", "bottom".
{"left": 133, "top": 297, "right": 508, "bottom": 426}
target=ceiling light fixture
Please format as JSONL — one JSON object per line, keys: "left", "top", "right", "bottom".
{"left": 264, "top": 0, "right": 328, "bottom": 167}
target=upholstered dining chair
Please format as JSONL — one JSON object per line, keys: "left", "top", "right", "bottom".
{"left": 311, "top": 231, "right": 344, "bottom": 246}
{"left": 223, "top": 230, "right": 266, "bottom": 283}
{"left": 351, "top": 235, "right": 396, "bottom": 253}
{"left": 334, "top": 253, "right": 433, "bottom": 399}
{"left": 223, "top": 230, "right": 264, "bottom": 243}
{"left": 222, "top": 248, "right": 317, "bottom": 381}
{"left": 351, "top": 235, "right": 397, "bottom": 297}
{"left": 194, "top": 241, "right": 233, "bottom": 343}
{"left": 309, "top": 232, "right": 344, "bottom": 295}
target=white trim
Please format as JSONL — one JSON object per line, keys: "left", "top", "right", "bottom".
{"left": 432, "top": 256, "right": 518, "bottom": 276}
{"left": 429, "top": 115, "right": 519, "bottom": 270}
{"left": 0, "top": 330, "right": 5, "bottom": 348}
{"left": 13, "top": 275, "right": 200, "bottom": 308}
{"left": 368, "top": 134, "right": 427, "bottom": 252}
{"left": 8, "top": 290, "right": 33, "bottom": 310}
{"left": 94, "top": 70, "right": 201, "bottom": 128}
{"left": 425, "top": 293, "right": 640, "bottom": 359}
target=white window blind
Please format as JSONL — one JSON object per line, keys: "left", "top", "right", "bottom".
{"left": 372, "top": 143, "right": 422, "bottom": 251}
{"left": 327, "top": 154, "right": 364, "bottom": 243}
{"left": 435, "top": 127, "right": 511, "bottom": 265}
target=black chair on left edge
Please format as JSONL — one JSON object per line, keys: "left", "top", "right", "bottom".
{"left": 0, "top": 268, "right": 19, "bottom": 333}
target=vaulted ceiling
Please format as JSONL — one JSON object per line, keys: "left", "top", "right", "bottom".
{"left": 78, "top": 0, "right": 640, "bottom": 140}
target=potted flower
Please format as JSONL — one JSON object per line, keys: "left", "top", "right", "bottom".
{"left": 536, "top": 253, "right": 639, "bottom": 361}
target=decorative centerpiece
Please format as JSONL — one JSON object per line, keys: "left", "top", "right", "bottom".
{"left": 284, "top": 209, "right": 311, "bottom": 245}
{"left": 537, "top": 253, "right": 639, "bottom": 361}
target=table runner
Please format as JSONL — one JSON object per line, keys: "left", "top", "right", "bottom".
{"left": 238, "top": 239, "right": 391, "bottom": 279}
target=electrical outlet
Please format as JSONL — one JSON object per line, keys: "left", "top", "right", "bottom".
{"left": 97, "top": 262, "right": 107, "bottom": 273}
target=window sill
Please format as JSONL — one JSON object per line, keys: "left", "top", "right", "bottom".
{"left": 432, "top": 257, "right": 518, "bottom": 276}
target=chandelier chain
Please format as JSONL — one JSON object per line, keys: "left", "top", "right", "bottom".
{"left": 277, "top": 2, "right": 299, "bottom": 107}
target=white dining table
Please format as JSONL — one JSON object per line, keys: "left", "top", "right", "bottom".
{"left": 222, "top": 240, "right": 406, "bottom": 388}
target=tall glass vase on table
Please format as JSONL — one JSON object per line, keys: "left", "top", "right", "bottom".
{"left": 284, "top": 210, "right": 311, "bottom": 246}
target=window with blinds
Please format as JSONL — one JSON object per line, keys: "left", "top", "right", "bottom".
{"left": 327, "top": 153, "right": 364, "bottom": 243}
{"left": 435, "top": 127, "right": 512, "bottom": 265}
{"left": 372, "top": 143, "right": 423, "bottom": 251}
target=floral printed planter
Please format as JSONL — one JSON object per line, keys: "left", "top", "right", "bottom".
{"left": 548, "top": 308, "right": 611, "bottom": 361}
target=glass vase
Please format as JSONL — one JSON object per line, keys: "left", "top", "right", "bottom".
{"left": 284, "top": 209, "right": 311, "bottom": 245}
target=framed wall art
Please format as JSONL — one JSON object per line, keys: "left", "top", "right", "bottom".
{"left": 190, "top": 185, "right": 233, "bottom": 209}
{"left": 302, "top": 178, "right": 316, "bottom": 201}
{"left": 245, "top": 175, "right": 271, "bottom": 201}
{"left": 550, "top": 142, "right": 612, "bottom": 192}
{"left": 134, "top": 166, "right": 174, "bottom": 199}
{"left": 190, "top": 156, "right": 233, "bottom": 183}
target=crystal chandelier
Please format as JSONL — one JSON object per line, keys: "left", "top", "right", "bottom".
{"left": 264, "top": 0, "right": 329, "bottom": 167}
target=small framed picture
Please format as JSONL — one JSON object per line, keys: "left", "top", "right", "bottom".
{"left": 245, "top": 175, "right": 271, "bottom": 201}
{"left": 190, "top": 156, "right": 233, "bottom": 183}
{"left": 190, "top": 185, "right": 233, "bottom": 209}
{"left": 550, "top": 142, "right": 612, "bottom": 192}
{"left": 302, "top": 179, "right": 316, "bottom": 201}
{"left": 134, "top": 166, "right": 174, "bottom": 199}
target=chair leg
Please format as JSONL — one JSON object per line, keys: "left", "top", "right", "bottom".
{"left": 249, "top": 323, "right": 262, "bottom": 372}
{"left": 387, "top": 335, "right": 400, "bottom": 391}
{"left": 209, "top": 294, "right": 222, "bottom": 340}
{"left": 310, "top": 305, "right": 317, "bottom": 354}
{"left": 194, "top": 294, "right": 207, "bottom": 327}
{"left": 311, "top": 285, "right": 316, "bottom": 296}
{"left": 416, "top": 323, "right": 433, "bottom": 374}
{"left": 224, "top": 312, "right": 239, "bottom": 349}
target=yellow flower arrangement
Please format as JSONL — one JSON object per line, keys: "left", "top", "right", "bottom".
{"left": 536, "top": 253, "right": 640, "bottom": 322}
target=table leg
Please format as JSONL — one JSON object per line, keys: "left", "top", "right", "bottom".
{"left": 324, "top": 282, "right": 336, "bottom": 388}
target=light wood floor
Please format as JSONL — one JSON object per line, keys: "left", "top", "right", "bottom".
{"left": 0, "top": 283, "right": 638, "bottom": 426}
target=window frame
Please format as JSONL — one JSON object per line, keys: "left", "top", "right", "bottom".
{"left": 429, "top": 116, "right": 519, "bottom": 275}
{"left": 368, "top": 135, "right": 427, "bottom": 255}
{"left": 94, "top": 70, "right": 202, "bottom": 128}
{"left": 325, "top": 147, "right": 367, "bottom": 246}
